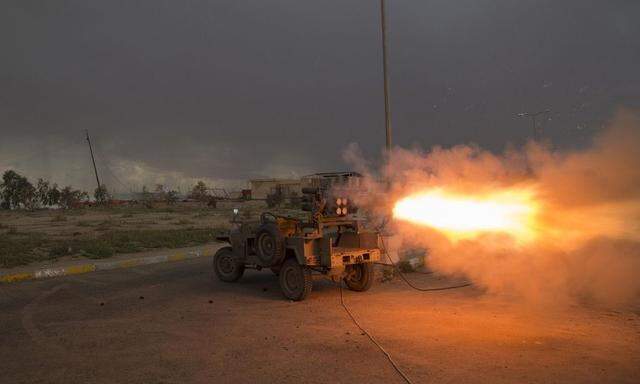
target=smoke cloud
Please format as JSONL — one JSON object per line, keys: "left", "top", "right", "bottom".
{"left": 347, "top": 110, "right": 640, "bottom": 308}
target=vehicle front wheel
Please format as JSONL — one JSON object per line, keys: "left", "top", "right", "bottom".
{"left": 344, "top": 263, "right": 374, "bottom": 292}
{"left": 213, "top": 247, "right": 245, "bottom": 282}
{"left": 278, "top": 258, "right": 312, "bottom": 301}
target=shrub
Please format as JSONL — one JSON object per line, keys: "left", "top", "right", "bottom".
{"left": 189, "top": 181, "right": 209, "bottom": 202}
{"left": 81, "top": 242, "right": 115, "bottom": 259}
{"left": 49, "top": 244, "right": 72, "bottom": 257}
{"left": 0, "top": 232, "right": 48, "bottom": 268}
{"left": 94, "top": 184, "right": 112, "bottom": 205}
{"left": 59, "top": 186, "right": 88, "bottom": 209}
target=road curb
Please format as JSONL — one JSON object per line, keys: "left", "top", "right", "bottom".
{"left": 0, "top": 247, "right": 218, "bottom": 284}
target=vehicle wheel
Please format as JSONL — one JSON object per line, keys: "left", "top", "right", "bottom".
{"left": 213, "top": 247, "right": 245, "bottom": 282}
{"left": 279, "top": 258, "right": 312, "bottom": 301}
{"left": 344, "top": 263, "right": 374, "bottom": 292}
{"left": 255, "top": 223, "right": 285, "bottom": 266}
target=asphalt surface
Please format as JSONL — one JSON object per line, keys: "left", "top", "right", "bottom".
{"left": 1, "top": 256, "right": 639, "bottom": 384}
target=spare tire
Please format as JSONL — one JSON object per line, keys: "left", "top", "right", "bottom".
{"left": 255, "top": 223, "right": 285, "bottom": 266}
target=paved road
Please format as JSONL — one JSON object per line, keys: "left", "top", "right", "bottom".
{"left": 1, "top": 257, "right": 639, "bottom": 384}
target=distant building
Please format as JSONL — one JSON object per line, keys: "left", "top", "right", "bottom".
{"left": 300, "top": 172, "right": 362, "bottom": 189}
{"left": 249, "top": 178, "right": 302, "bottom": 199}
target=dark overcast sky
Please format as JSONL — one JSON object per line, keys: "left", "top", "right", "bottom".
{"left": 1, "top": 0, "right": 639, "bottom": 191}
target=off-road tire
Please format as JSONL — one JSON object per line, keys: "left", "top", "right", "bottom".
{"left": 344, "top": 263, "right": 374, "bottom": 292}
{"left": 255, "top": 223, "right": 285, "bottom": 266}
{"left": 213, "top": 247, "right": 245, "bottom": 282}
{"left": 278, "top": 258, "right": 312, "bottom": 301}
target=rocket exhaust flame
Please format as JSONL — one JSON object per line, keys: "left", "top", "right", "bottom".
{"left": 393, "top": 188, "right": 538, "bottom": 242}
{"left": 345, "top": 110, "right": 640, "bottom": 308}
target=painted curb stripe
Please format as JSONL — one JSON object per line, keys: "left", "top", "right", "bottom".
{"left": 141, "top": 255, "right": 168, "bottom": 265}
{"left": 118, "top": 259, "right": 141, "bottom": 269}
{"left": 35, "top": 268, "right": 66, "bottom": 279}
{"left": 0, "top": 247, "right": 217, "bottom": 284}
{"left": 66, "top": 264, "right": 96, "bottom": 275}
{"left": 95, "top": 260, "right": 121, "bottom": 271}
{"left": 168, "top": 253, "right": 186, "bottom": 262}
{"left": 0, "top": 272, "right": 34, "bottom": 283}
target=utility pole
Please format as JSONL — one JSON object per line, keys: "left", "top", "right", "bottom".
{"left": 380, "top": 0, "right": 392, "bottom": 151}
{"left": 85, "top": 130, "right": 102, "bottom": 191}
{"left": 516, "top": 109, "right": 551, "bottom": 141}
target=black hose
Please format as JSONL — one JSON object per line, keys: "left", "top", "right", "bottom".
{"left": 373, "top": 262, "right": 434, "bottom": 274}
{"left": 336, "top": 230, "right": 471, "bottom": 384}
{"left": 379, "top": 236, "right": 472, "bottom": 292}
{"left": 338, "top": 282, "right": 414, "bottom": 384}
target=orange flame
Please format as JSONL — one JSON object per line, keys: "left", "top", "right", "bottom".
{"left": 393, "top": 188, "right": 539, "bottom": 242}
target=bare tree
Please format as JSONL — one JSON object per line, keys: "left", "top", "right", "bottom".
{"left": 189, "top": 181, "right": 209, "bottom": 202}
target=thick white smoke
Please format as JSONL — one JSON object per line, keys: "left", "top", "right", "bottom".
{"left": 347, "top": 110, "right": 640, "bottom": 308}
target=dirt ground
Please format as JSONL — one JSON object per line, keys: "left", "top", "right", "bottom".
{"left": 0, "top": 201, "right": 260, "bottom": 238}
{"left": 1, "top": 256, "right": 638, "bottom": 384}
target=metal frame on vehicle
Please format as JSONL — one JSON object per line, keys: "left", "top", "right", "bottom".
{"left": 214, "top": 173, "right": 381, "bottom": 301}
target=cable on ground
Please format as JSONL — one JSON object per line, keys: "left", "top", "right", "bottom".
{"left": 337, "top": 223, "right": 472, "bottom": 383}
{"left": 373, "top": 262, "right": 433, "bottom": 274}
{"left": 379, "top": 236, "right": 472, "bottom": 291}
{"left": 338, "top": 282, "right": 414, "bottom": 384}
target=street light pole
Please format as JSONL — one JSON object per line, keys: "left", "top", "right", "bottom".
{"left": 380, "top": 0, "right": 392, "bottom": 152}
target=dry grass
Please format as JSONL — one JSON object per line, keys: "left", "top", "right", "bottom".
{"left": 1, "top": 227, "right": 222, "bottom": 267}
{"left": 51, "top": 213, "right": 67, "bottom": 222}
{"left": 0, "top": 201, "right": 271, "bottom": 268}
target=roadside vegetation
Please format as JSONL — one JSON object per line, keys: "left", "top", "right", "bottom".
{"left": 0, "top": 169, "right": 307, "bottom": 269}
{"left": 0, "top": 169, "right": 90, "bottom": 209}
{"left": 0, "top": 170, "right": 233, "bottom": 268}
{"left": 0, "top": 227, "right": 222, "bottom": 268}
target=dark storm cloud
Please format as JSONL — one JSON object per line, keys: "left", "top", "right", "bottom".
{"left": 1, "top": 0, "right": 639, "bottom": 191}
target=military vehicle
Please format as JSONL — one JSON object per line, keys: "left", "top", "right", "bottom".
{"left": 214, "top": 172, "right": 381, "bottom": 301}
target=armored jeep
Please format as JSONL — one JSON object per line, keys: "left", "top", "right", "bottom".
{"left": 214, "top": 172, "right": 381, "bottom": 301}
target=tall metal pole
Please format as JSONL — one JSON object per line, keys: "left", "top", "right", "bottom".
{"left": 380, "top": 0, "right": 392, "bottom": 151}
{"left": 85, "top": 130, "right": 101, "bottom": 190}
